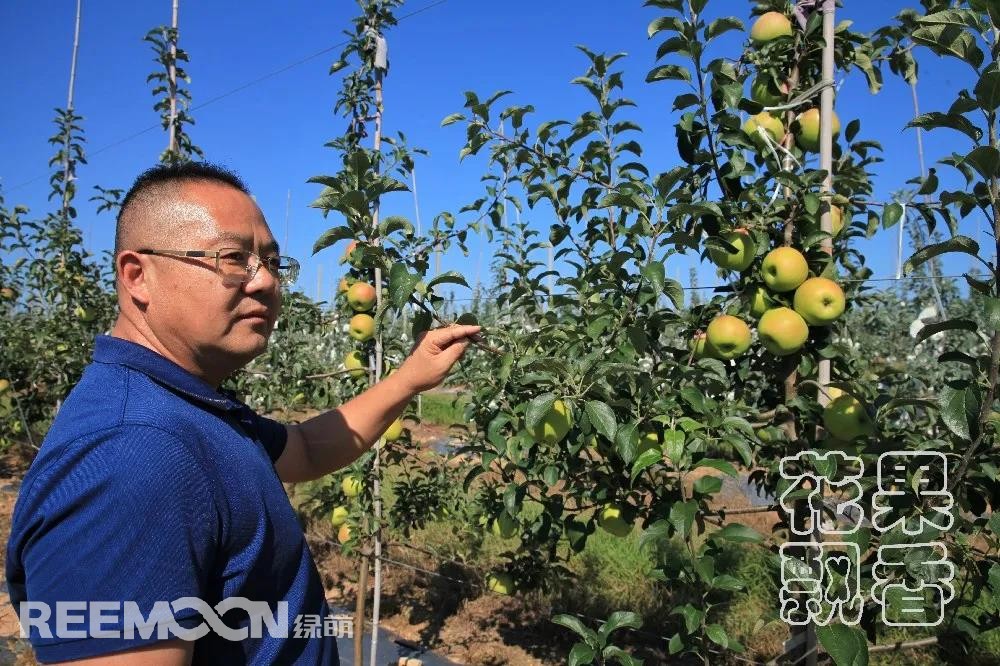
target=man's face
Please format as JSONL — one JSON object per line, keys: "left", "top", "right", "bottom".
{"left": 144, "top": 181, "right": 283, "bottom": 377}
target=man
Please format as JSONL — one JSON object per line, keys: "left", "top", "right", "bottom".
{"left": 5, "top": 162, "right": 481, "bottom": 665}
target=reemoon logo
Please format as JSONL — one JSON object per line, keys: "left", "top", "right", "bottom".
{"left": 18, "top": 598, "right": 290, "bottom": 641}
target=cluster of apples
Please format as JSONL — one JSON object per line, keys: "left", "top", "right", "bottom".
{"left": 742, "top": 11, "right": 841, "bottom": 156}
{"left": 339, "top": 241, "right": 377, "bottom": 378}
{"left": 697, "top": 231, "right": 846, "bottom": 361}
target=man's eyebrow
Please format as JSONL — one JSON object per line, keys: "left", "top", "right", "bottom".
{"left": 210, "top": 232, "right": 279, "bottom": 255}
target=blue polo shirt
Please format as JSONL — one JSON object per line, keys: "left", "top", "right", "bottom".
{"left": 6, "top": 335, "right": 339, "bottom": 664}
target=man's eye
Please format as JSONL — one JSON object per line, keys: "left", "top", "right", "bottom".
{"left": 220, "top": 251, "right": 247, "bottom": 265}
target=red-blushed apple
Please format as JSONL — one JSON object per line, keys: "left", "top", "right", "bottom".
{"left": 750, "top": 11, "right": 793, "bottom": 44}
{"left": 337, "top": 523, "right": 352, "bottom": 544}
{"left": 762, "top": 247, "right": 809, "bottom": 292}
{"left": 794, "top": 277, "right": 846, "bottom": 325}
{"left": 757, "top": 307, "right": 809, "bottom": 356}
{"left": 347, "top": 282, "right": 377, "bottom": 312}
{"left": 706, "top": 314, "right": 752, "bottom": 359}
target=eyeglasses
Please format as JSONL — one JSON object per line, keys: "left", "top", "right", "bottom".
{"left": 135, "top": 248, "right": 300, "bottom": 287}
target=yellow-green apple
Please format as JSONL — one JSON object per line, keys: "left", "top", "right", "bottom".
{"left": 383, "top": 418, "right": 404, "bottom": 441}
{"left": 706, "top": 314, "right": 752, "bottom": 360}
{"left": 529, "top": 399, "right": 573, "bottom": 445}
{"left": 638, "top": 430, "right": 661, "bottom": 456}
{"left": 794, "top": 108, "right": 841, "bottom": 152}
{"left": 344, "top": 350, "right": 366, "bottom": 377}
{"left": 74, "top": 305, "right": 97, "bottom": 323}
{"left": 342, "top": 476, "right": 363, "bottom": 498}
{"left": 761, "top": 247, "right": 809, "bottom": 292}
{"left": 347, "top": 282, "right": 377, "bottom": 312}
{"left": 823, "top": 394, "right": 874, "bottom": 440}
{"left": 598, "top": 504, "right": 632, "bottom": 538}
{"left": 757, "top": 307, "right": 809, "bottom": 356}
{"left": 490, "top": 513, "right": 518, "bottom": 539}
{"left": 689, "top": 332, "right": 715, "bottom": 360}
{"left": 750, "top": 76, "right": 788, "bottom": 106}
{"left": 330, "top": 506, "right": 349, "bottom": 528}
{"left": 337, "top": 523, "right": 352, "bottom": 544}
{"left": 349, "top": 313, "right": 376, "bottom": 341}
{"left": 793, "top": 277, "right": 846, "bottom": 325}
{"left": 485, "top": 572, "right": 514, "bottom": 595}
{"left": 743, "top": 112, "right": 785, "bottom": 145}
{"left": 826, "top": 206, "right": 845, "bottom": 236}
{"left": 708, "top": 229, "right": 757, "bottom": 272}
{"left": 750, "top": 11, "right": 793, "bottom": 44}
{"left": 0, "top": 379, "right": 9, "bottom": 394}
{"left": 338, "top": 277, "right": 349, "bottom": 294}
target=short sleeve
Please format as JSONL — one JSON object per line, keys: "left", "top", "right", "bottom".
{"left": 249, "top": 412, "right": 288, "bottom": 464}
{"left": 7, "top": 425, "right": 220, "bottom": 662}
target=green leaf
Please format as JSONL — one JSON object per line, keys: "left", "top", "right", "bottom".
{"left": 816, "top": 624, "right": 869, "bottom": 666}
{"left": 712, "top": 523, "right": 764, "bottom": 543}
{"left": 631, "top": 447, "right": 663, "bottom": 481}
{"left": 568, "top": 643, "right": 595, "bottom": 666}
{"left": 598, "top": 611, "right": 643, "bottom": 643}
{"left": 905, "top": 112, "right": 982, "bottom": 142}
{"left": 965, "top": 146, "right": 1000, "bottom": 179}
{"left": 441, "top": 112, "right": 465, "bottom": 127}
{"left": 616, "top": 420, "right": 640, "bottom": 465}
{"left": 663, "top": 430, "right": 684, "bottom": 462}
{"left": 693, "top": 475, "right": 722, "bottom": 495}
{"left": 388, "top": 262, "right": 421, "bottom": 309}
{"left": 705, "top": 17, "right": 743, "bottom": 40}
{"left": 602, "top": 646, "right": 642, "bottom": 666}
{"left": 585, "top": 400, "right": 618, "bottom": 441}
{"left": 705, "top": 624, "right": 728, "bottom": 647}
{"left": 711, "top": 574, "right": 744, "bottom": 591}
{"left": 918, "top": 8, "right": 985, "bottom": 30}
{"left": 881, "top": 202, "right": 904, "bottom": 229}
{"left": 426, "top": 271, "right": 470, "bottom": 290}
{"left": 976, "top": 64, "right": 1000, "bottom": 111}
{"left": 379, "top": 215, "right": 413, "bottom": 237}
{"left": 525, "top": 392, "right": 557, "bottom": 432}
{"left": 668, "top": 633, "right": 684, "bottom": 654}
{"left": 672, "top": 604, "right": 704, "bottom": 634}
{"left": 911, "top": 23, "right": 985, "bottom": 70}
{"left": 903, "top": 235, "right": 980, "bottom": 274}
{"left": 311, "top": 226, "right": 355, "bottom": 255}
{"left": 669, "top": 500, "right": 697, "bottom": 538}
{"left": 663, "top": 279, "right": 684, "bottom": 309}
{"left": 985, "top": 297, "right": 1000, "bottom": 331}
{"left": 553, "top": 614, "right": 599, "bottom": 646}
{"left": 640, "top": 261, "right": 665, "bottom": 295}
{"left": 915, "top": 318, "right": 978, "bottom": 345}
{"left": 940, "top": 384, "right": 977, "bottom": 442}
{"left": 646, "top": 65, "right": 692, "bottom": 83}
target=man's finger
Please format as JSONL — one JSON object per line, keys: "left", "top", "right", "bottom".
{"left": 429, "top": 325, "right": 481, "bottom": 348}
{"left": 441, "top": 338, "right": 472, "bottom": 366}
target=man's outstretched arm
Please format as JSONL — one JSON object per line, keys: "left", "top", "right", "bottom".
{"left": 274, "top": 324, "right": 481, "bottom": 483}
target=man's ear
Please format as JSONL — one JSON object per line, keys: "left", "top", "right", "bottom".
{"left": 115, "top": 251, "right": 151, "bottom": 306}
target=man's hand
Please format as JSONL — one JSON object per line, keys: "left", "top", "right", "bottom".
{"left": 395, "top": 324, "right": 482, "bottom": 394}
{"left": 277, "top": 323, "right": 481, "bottom": 483}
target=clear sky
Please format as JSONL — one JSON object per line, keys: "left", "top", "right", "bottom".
{"left": 0, "top": 1, "right": 985, "bottom": 308}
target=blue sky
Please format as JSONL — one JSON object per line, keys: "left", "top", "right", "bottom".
{"left": 0, "top": 1, "right": 985, "bottom": 308}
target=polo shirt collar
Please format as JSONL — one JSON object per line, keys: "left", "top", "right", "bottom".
{"left": 93, "top": 334, "right": 243, "bottom": 411}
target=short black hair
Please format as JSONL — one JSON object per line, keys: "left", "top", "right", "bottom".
{"left": 115, "top": 162, "right": 251, "bottom": 253}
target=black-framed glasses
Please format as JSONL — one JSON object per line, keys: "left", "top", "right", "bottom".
{"left": 135, "top": 248, "right": 300, "bottom": 287}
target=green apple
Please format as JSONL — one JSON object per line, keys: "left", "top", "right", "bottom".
{"left": 689, "top": 332, "right": 715, "bottom": 360}
{"left": 490, "top": 513, "right": 518, "bottom": 539}
{"left": 757, "top": 307, "right": 809, "bottom": 356}
{"left": 747, "top": 286, "right": 771, "bottom": 318}
{"left": 485, "top": 572, "right": 514, "bottom": 595}
{"left": 794, "top": 108, "right": 841, "bottom": 152}
{"left": 529, "top": 399, "right": 573, "bottom": 445}
{"left": 338, "top": 277, "right": 350, "bottom": 294}
{"left": 708, "top": 230, "right": 757, "bottom": 272}
{"left": 342, "top": 476, "right": 363, "bottom": 498}
{"left": 761, "top": 247, "right": 809, "bottom": 292}
{"left": 750, "top": 76, "right": 788, "bottom": 106}
{"left": 74, "top": 305, "right": 97, "bottom": 323}
{"left": 750, "top": 11, "right": 793, "bottom": 44}
{"left": 706, "top": 314, "right": 752, "bottom": 360}
{"left": 827, "top": 205, "right": 845, "bottom": 237}
{"left": 0, "top": 379, "right": 9, "bottom": 394}
{"left": 743, "top": 112, "right": 785, "bottom": 146}
{"left": 349, "top": 313, "right": 376, "bottom": 341}
{"left": 793, "top": 277, "right": 846, "bottom": 325}
{"left": 330, "top": 506, "right": 349, "bottom": 528}
{"left": 347, "top": 282, "right": 377, "bottom": 312}
{"left": 638, "top": 430, "right": 661, "bottom": 457}
{"left": 598, "top": 504, "right": 632, "bottom": 538}
{"left": 823, "top": 394, "right": 874, "bottom": 440}
{"left": 383, "top": 418, "right": 404, "bottom": 441}
{"left": 344, "top": 350, "right": 366, "bottom": 377}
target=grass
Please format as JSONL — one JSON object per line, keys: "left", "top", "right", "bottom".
{"left": 418, "top": 391, "right": 469, "bottom": 426}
